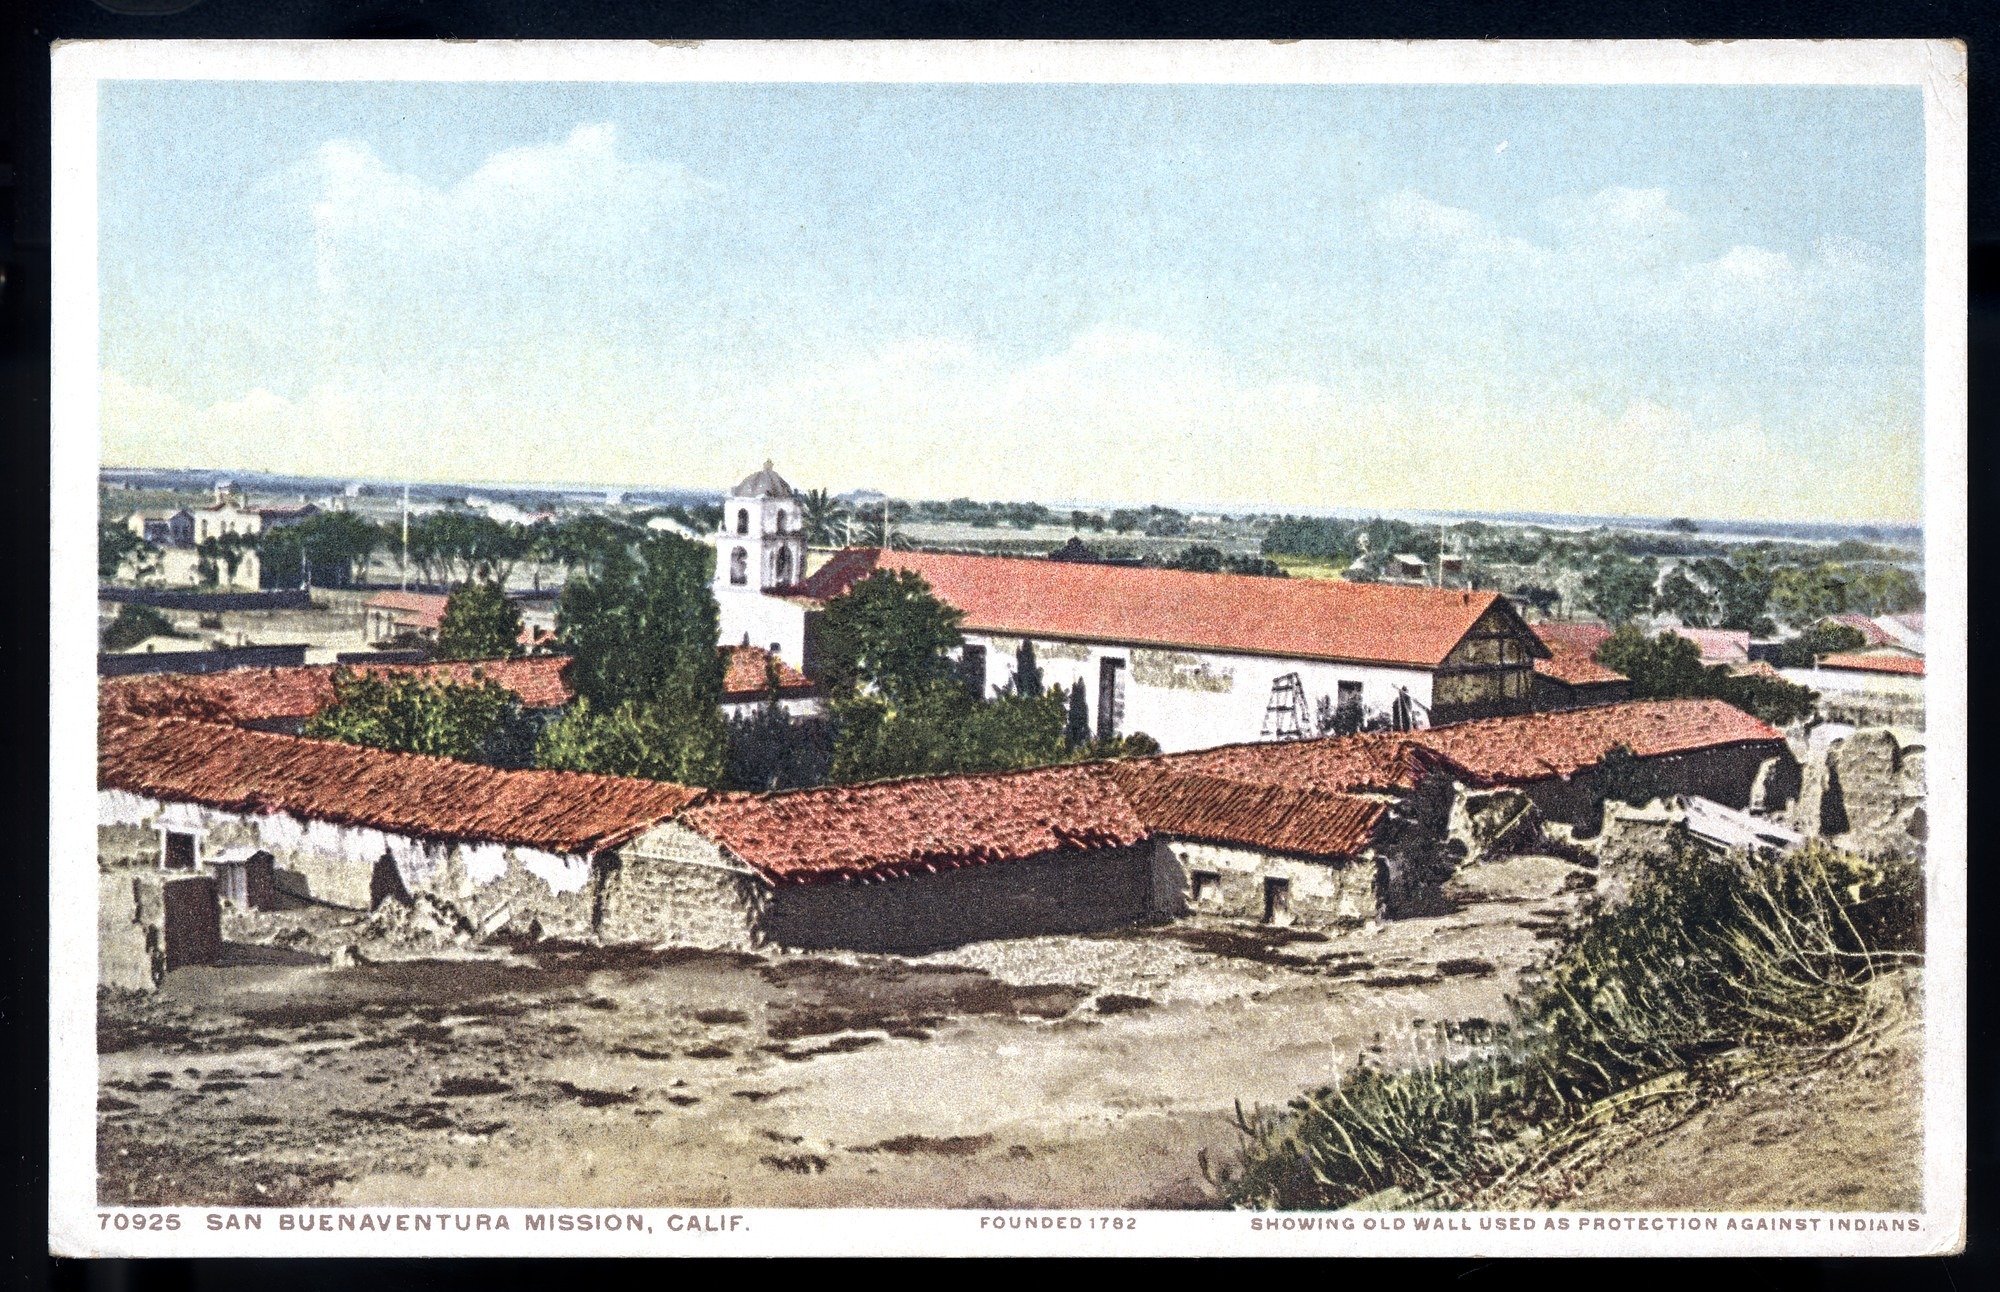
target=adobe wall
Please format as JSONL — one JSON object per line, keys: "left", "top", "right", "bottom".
{"left": 758, "top": 843, "right": 1171, "bottom": 954}
{"left": 1790, "top": 728, "right": 1927, "bottom": 857}
{"left": 1167, "top": 838, "right": 1379, "bottom": 928}
{"left": 596, "top": 822, "right": 768, "bottom": 951}
{"left": 97, "top": 790, "right": 600, "bottom": 934}
{"left": 1520, "top": 741, "right": 1797, "bottom": 831}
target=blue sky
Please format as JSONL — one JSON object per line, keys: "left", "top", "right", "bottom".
{"left": 98, "top": 81, "right": 1925, "bottom": 521}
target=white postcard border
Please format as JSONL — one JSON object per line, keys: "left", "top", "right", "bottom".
{"left": 49, "top": 37, "right": 1969, "bottom": 1258}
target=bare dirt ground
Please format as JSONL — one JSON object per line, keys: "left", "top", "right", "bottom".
{"left": 1540, "top": 977, "right": 1925, "bottom": 1212}
{"left": 99, "top": 856, "right": 1589, "bottom": 1209}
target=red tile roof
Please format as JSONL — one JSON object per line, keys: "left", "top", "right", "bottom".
{"left": 1153, "top": 699, "right": 1785, "bottom": 793}
{"left": 1112, "top": 767, "right": 1388, "bottom": 858}
{"left": 1815, "top": 652, "right": 1926, "bottom": 677}
{"left": 1730, "top": 661, "right": 1786, "bottom": 682}
{"left": 720, "top": 645, "right": 816, "bottom": 700}
{"left": 1663, "top": 627, "right": 1750, "bottom": 666}
{"left": 365, "top": 591, "right": 449, "bottom": 629}
{"left": 677, "top": 762, "right": 1150, "bottom": 885}
{"left": 99, "top": 715, "right": 698, "bottom": 854}
{"left": 1531, "top": 622, "right": 1628, "bottom": 687}
{"left": 100, "top": 656, "right": 576, "bottom": 726}
{"left": 1821, "top": 613, "right": 1894, "bottom": 648}
{"left": 794, "top": 548, "right": 1544, "bottom": 669}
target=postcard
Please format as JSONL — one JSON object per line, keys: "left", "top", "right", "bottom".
{"left": 50, "top": 38, "right": 1966, "bottom": 1257}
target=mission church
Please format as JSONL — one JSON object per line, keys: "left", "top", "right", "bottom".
{"left": 712, "top": 463, "right": 1550, "bottom": 755}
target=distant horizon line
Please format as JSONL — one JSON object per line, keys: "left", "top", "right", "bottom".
{"left": 96, "top": 463, "right": 1926, "bottom": 535}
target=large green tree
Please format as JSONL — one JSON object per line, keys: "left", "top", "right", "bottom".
{"left": 436, "top": 580, "right": 524, "bottom": 661}
{"left": 798, "top": 488, "right": 850, "bottom": 547}
{"left": 303, "top": 668, "right": 536, "bottom": 766}
{"left": 1580, "top": 551, "right": 1660, "bottom": 627}
{"left": 1597, "top": 627, "right": 1819, "bottom": 727}
{"left": 814, "top": 569, "right": 966, "bottom": 706}
{"left": 534, "top": 531, "right": 728, "bottom": 786}
{"left": 258, "top": 512, "right": 383, "bottom": 588}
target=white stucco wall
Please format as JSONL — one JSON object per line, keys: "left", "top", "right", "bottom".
{"left": 720, "top": 694, "right": 825, "bottom": 721}
{"left": 963, "top": 633, "right": 1436, "bottom": 753}
{"left": 716, "top": 592, "right": 810, "bottom": 671}
{"left": 1780, "top": 666, "right": 1925, "bottom": 699}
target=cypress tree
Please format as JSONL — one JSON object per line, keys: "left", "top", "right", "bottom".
{"left": 1065, "top": 679, "right": 1091, "bottom": 749}
{"left": 1014, "top": 638, "right": 1043, "bottom": 697}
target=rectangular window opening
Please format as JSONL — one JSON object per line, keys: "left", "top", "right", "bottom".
{"left": 163, "top": 831, "right": 197, "bottom": 871}
{"left": 1191, "top": 871, "right": 1222, "bottom": 903}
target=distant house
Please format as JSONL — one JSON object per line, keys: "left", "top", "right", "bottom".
{"left": 126, "top": 509, "right": 194, "bottom": 548}
{"left": 719, "top": 645, "right": 822, "bottom": 720}
{"left": 1783, "top": 651, "right": 1925, "bottom": 698}
{"left": 193, "top": 498, "right": 317, "bottom": 543}
{"left": 1819, "top": 612, "right": 1924, "bottom": 657}
{"left": 1530, "top": 622, "right": 1632, "bottom": 710}
{"left": 1662, "top": 627, "right": 1751, "bottom": 667}
{"left": 364, "top": 591, "right": 449, "bottom": 644}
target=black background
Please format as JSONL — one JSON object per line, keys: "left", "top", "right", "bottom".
{"left": 2, "top": 2, "right": 1992, "bottom": 1288}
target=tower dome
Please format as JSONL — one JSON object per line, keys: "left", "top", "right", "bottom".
{"left": 730, "top": 460, "right": 794, "bottom": 499}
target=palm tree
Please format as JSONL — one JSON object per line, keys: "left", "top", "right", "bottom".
{"left": 799, "top": 488, "right": 850, "bottom": 547}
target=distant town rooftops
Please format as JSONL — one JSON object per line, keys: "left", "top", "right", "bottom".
{"left": 1531, "top": 622, "right": 1627, "bottom": 687}
{"left": 100, "top": 656, "right": 577, "bottom": 727}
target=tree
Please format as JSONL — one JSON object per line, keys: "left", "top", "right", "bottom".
{"left": 436, "top": 580, "right": 524, "bottom": 661}
{"left": 99, "top": 518, "right": 157, "bottom": 582}
{"left": 1690, "top": 556, "right": 1774, "bottom": 635}
{"left": 536, "top": 688, "right": 728, "bottom": 786}
{"left": 1065, "top": 680, "right": 1091, "bottom": 750}
{"left": 1768, "top": 563, "right": 1850, "bottom": 626}
{"left": 726, "top": 662, "right": 835, "bottom": 790}
{"left": 1666, "top": 517, "right": 1700, "bottom": 534}
{"left": 814, "top": 569, "right": 966, "bottom": 707}
{"left": 1651, "top": 567, "right": 1717, "bottom": 627}
{"left": 303, "top": 668, "right": 535, "bottom": 766}
{"left": 1580, "top": 551, "right": 1659, "bottom": 627}
{"left": 1597, "top": 626, "right": 1820, "bottom": 727}
{"left": 258, "top": 512, "right": 382, "bottom": 588}
{"left": 537, "top": 531, "right": 729, "bottom": 786}
{"left": 1108, "top": 509, "right": 1143, "bottom": 535}
{"left": 1849, "top": 567, "right": 1922, "bottom": 616}
{"left": 1775, "top": 622, "right": 1867, "bottom": 668}
{"left": 799, "top": 488, "right": 850, "bottom": 547}
{"left": 101, "top": 603, "right": 180, "bottom": 651}
{"left": 1012, "top": 638, "right": 1043, "bottom": 698}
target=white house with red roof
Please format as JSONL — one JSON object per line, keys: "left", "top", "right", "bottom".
{"left": 711, "top": 467, "right": 1549, "bottom": 753}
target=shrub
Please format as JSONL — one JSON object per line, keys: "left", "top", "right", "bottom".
{"left": 1217, "top": 841, "right": 1922, "bottom": 1209}
{"left": 101, "top": 604, "right": 180, "bottom": 651}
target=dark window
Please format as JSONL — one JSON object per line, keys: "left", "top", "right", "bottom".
{"left": 1337, "top": 680, "right": 1363, "bottom": 708}
{"left": 1263, "top": 876, "right": 1292, "bottom": 925}
{"left": 774, "top": 511, "right": 787, "bottom": 534}
{"left": 1097, "top": 657, "right": 1126, "bottom": 741}
{"left": 736, "top": 509, "right": 750, "bottom": 535}
{"left": 162, "top": 831, "right": 196, "bottom": 870}
{"left": 774, "top": 546, "right": 792, "bottom": 584}
{"left": 1191, "top": 871, "right": 1222, "bottom": 903}
{"left": 729, "top": 547, "right": 749, "bottom": 585}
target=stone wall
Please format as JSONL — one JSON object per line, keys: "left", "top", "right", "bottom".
{"left": 597, "top": 822, "right": 768, "bottom": 950}
{"left": 1790, "top": 728, "right": 1927, "bottom": 857}
{"left": 1521, "top": 741, "right": 1796, "bottom": 832}
{"left": 1168, "top": 838, "right": 1379, "bottom": 928}
{"left": 760, "top": 844, "right": 1172, "bottom": 954}
{"left": 98, "top": 791, "right": 603, "bottom": 935}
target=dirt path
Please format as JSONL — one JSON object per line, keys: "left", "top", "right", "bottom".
{"left": 99, "top": 856, "right": 1586, "bottom": 1209}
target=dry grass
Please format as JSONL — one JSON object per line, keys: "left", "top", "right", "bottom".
{"left": 1214, "top": 841, "right": 1923, "bottom": 1210}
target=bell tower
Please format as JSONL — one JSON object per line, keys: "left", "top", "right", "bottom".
{"left": 713, "top": 461, "right": 812, "bottom": 664}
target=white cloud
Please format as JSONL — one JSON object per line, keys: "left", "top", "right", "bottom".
{"left": 298, "top": 124, "right": 711, "bottom": 299}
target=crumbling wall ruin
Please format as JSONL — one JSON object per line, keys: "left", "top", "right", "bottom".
{"left": 1791, "top": 727, "right": 1927, "bottom": 857}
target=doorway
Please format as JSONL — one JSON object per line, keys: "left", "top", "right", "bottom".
{"left": 1263, "top": 876, "right": 1293, "bottom": 926}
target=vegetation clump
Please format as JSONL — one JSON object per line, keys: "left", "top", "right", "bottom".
{"left": 1215, "top": 841, "right": 1922, "bottom": 1210}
